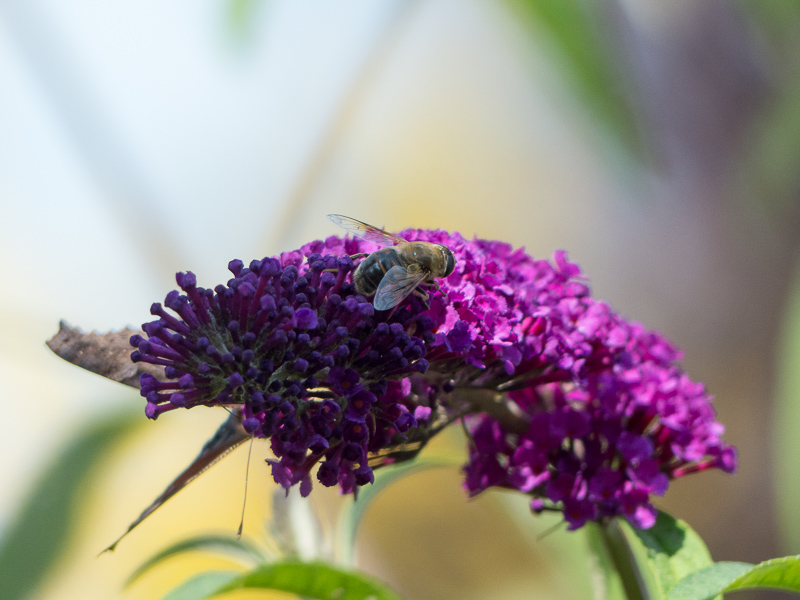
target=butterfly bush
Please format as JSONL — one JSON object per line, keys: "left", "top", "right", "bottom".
{"left": 131, "top": 229, "right": 736, "bottom": 530}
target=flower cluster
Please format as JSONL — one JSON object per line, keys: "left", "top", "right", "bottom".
{"left": 461, "top": 314, "right": 737, "bottom": 529}
{"left": 132, "top": 245, "right": 436, "bottom": 494}
{"left": 131, "top": 228, "right": 736, "bottom": 529}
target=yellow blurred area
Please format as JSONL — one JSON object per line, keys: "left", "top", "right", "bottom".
{"left": 36, "top": 410, "right": 272, "bottom": 600}
{"left": 31, "top": 410, "right": 592, "bottom": 600}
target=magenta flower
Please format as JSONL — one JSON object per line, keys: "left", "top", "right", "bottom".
{"left": 131, "top": 229, "right": 735, "bottom": 529}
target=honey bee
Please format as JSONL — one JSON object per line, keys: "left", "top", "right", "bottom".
{"left": 327, "top": 214, "right": 456, "bottom": 311}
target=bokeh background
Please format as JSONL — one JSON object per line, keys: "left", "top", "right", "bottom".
{"left": 2, "top": 1, "right": 800, "bottom": 599}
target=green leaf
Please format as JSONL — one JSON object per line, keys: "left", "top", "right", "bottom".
{"left": 665, "top": 562, "right": 752, "bottom": 600}
{"left": 212, "top": 559, "right": 404, "bottom": 600}
{"left": 667, "top": 555, "right": 800, "bottom": 600}
{"left": 126, "top": 534, "right": 267, "bottom": 587}
{"left": 0, "top": 408, "right": 141, "bottom": 600}
{"left": 337, "top": 457, "right": 457, "bottom": 564}
{"left": 160, "top": 571, "right": 239, "bottom": 600}
{"left": 622, "top": 510, "right": 715, "bottom": 598}
{"left": 724, "top": 554, "right": 800, "bottom": 593}
{"left": 506, "top": 0, "right": 640, "bottom": 156}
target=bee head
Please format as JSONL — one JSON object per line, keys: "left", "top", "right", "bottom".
{"left": 439, "top": 245, "right": 456, "bottom": 277}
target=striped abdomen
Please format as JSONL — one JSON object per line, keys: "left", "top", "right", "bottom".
{"left": 353, "top": 247, "right": 405, "bottom": 296}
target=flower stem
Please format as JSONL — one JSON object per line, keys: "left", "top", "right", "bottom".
{"left": 595, "top": 519, "right": 650, "bottom": 600}
{"left": 453, "top": 387, "right": 530, "bottom": 433}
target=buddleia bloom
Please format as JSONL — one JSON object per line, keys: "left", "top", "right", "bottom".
{"left": 131, "top": 229, "right": 736, "bottom": 529}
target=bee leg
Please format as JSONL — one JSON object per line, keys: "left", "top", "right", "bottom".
{"left": 432, "top": 281, "right": 448, "bottom": 300}
{"left": 411, "top": 287, "right": 432, "bottom": 310}
{"left": 412, "top": 288, "right": 430, "bottom": 301}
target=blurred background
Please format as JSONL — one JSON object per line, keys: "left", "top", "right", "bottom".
{"left": 2, "top": 0, "right": 800, "bottom": 598}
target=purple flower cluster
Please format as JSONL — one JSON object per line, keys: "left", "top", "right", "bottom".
{"left": 415, "top": 236, "right": 736, "bottom": 529}
{"left": 132, "top": 228, "right": 736, "bottom": 529}
{"left": 132, "top": 249, "right": 434, "bottom": 495}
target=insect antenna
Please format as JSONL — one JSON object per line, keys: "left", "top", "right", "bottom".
{"left": 236, "top": 434, "right": 256, "bottom": 538}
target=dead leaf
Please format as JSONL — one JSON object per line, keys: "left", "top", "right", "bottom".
{"left": 48, "top": 321, "right": 253, "bottom": 551}
{"left": 46, "top": 320, "right": 163, "bottom": 388}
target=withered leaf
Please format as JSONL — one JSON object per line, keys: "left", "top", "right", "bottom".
{"left": 48, "top": 321, "right": 252, "bottom": 552}
{"left": 46, "top": 320, "right": 164, "bottom": 388}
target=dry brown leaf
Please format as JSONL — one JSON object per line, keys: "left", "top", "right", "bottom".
{"left": 46, "top": 320, "right": 164, "bottom": 388}
{"left": 47, "top": 322, "right": 251, "bottom": 550}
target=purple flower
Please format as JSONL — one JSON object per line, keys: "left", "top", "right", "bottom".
{"left": 344, "top": 389, "right": 376, "bottom": 422}
{"left": 132, "top": 228, "right": 736, "bottom": 529}
{"left": 327, "top": 366, "right": 363, "bottom": 398}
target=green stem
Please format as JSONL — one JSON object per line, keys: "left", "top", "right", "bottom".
{"left": 596, "top": 520, "right": 650, "bottom": 600}
{"left": 453, "top": 387, "right": 530, "bottom": 433}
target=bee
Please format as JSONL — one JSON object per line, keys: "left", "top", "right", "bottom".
{"left": 327, "top": 214, "right": 456, "bottom": 311}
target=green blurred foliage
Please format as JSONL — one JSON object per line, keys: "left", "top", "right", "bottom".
{"left": 733, "top": 3, "right": 800, "bottom": 221}
{"left": 737, "top": 79, "right": 800, "bottom": 220}
{"left": 226, "top": 0, "right": 268, "bottom": 39}
{"left": 774, "top": 260, "right": 800, "bottom": 551}
{"left": 0, "top": 408, "right": 141, "bottom": 600}
{"left": 506, "top": 0, "right": 640, "bottom": 157}
{"left": 738, "top": 0, "right": 800, "bottom": 56}
{"left": 125, "top": 535, "right": 266, "bottom": 588}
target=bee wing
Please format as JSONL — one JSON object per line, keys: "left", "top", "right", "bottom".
{"left": 327, "top": 214, "right": 405, "bottom": 246}
{"left": 373, "top": 265, "right": 428, "bottom": 311}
